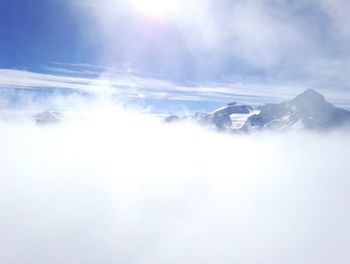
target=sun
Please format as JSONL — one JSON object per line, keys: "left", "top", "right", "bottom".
{"left": 127, "top": 0, "right": 181, "bottom": 18}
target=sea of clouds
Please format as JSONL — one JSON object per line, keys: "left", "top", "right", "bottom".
{"left": 0, "top": 103, "right": 350, "bottom": 263}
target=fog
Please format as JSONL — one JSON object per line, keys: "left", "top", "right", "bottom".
{"left": 1, "top": 105, "right": 350, "bottom": 263}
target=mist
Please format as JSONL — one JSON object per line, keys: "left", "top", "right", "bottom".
{"left": 1, "top": 104, "right": 350, "bottom": 264}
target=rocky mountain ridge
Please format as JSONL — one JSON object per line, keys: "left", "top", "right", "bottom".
{"left": 166, "top": 89, "right": 350, "bottom": 132}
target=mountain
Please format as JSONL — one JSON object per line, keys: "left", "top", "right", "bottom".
{"left": 33, "top": 110, "right": 61, "bottom": 125}
{"left": 165, "top": 102, "right": 257, "bottom": 130}
{"left": 242, "top": 89, "right": 350, "bottom": 131}
{"left": 166, "top": 89, "right": 350, "bottom": 132}
{"left": 205, "top": 103, "right": 255, "bottom": 129}
{"left": 0, "top": 88, "right": 348, "bottom": 131}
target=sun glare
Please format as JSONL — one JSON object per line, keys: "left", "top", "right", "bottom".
{"left": 127, "top": 0, "right": 181, "bottom": 18}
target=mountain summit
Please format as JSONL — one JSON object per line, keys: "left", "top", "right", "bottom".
{"left": 288, "top": 89, "right": 329, "bottom": 110}
{"left": 166, "top": 89, "right": 350, "bottom": 132}
{"left": 242, "top": 89, "right": 350, "bottom": 131}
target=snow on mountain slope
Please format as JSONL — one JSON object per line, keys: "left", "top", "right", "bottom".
{"left": 230, "top": 109, "right": 261, "bottom": 129}
{"left": 165, "top": 103, "right": 257, "bottom": 130}
{"left": 0, "top": 87, "right": 348, "bottom": 132}
{"left": 206, "top": 103, "right": 256, "bottom": 129}
{"left": 242, "top": 89, "right": 350, "bottom": 131}
{"left": 165, "top": 89, "right": 350, "bottom": 132}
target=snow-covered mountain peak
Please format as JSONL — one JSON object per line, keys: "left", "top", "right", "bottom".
{"left": 294, "top": 88, "right": 325, "bottom": 101}
{"left": 166, "top": 89, "right": 350, "bottom": 132}
{"left": 287, "top": 89, "right": 329, "bottom": 110}
{"left": 243, "top": 89, "right": 350, "bottom": 131}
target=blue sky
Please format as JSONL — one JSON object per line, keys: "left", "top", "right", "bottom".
{"left": 1, "top": 0, "right": 350, "bottom": 111}
{"left": 0, "top": 0, "right": 96, "bottom": 69}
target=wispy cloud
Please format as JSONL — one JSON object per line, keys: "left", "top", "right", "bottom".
{"left": 1, "top": 67, "right": 350, "bottom": 110}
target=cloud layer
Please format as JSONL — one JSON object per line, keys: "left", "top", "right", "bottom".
{"left": 1, "top": 105, "right": 350, "bottom": 263}
{"left": 2, "top": 67, "right": 350, "bottom": 113}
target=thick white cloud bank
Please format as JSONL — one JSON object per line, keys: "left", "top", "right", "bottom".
{"left": 0, "top": 106, "right": 350, "bottom": 264}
